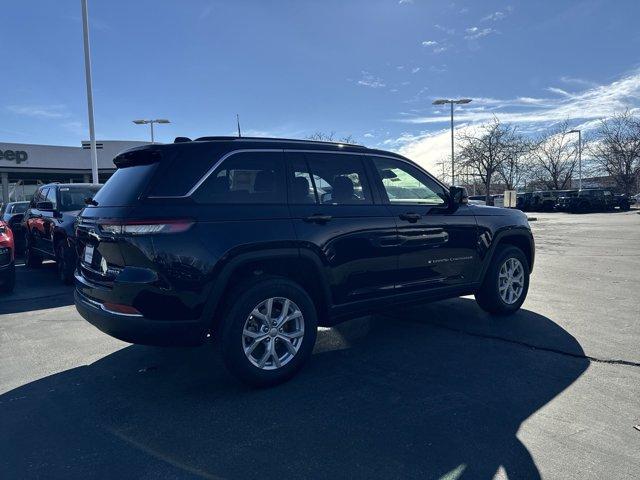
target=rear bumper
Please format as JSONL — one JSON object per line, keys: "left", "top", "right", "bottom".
{"left": 74, "top": 288, "right": 206, "bottom": 346}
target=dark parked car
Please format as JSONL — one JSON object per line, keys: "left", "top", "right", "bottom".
{"left": 530, "top": 190, "right": 577, "bottom": 211}
{"left": 0, "top": 220, "right": 15, "bottom": 293}
{"left": 556, "top": 188, "right": 616, "bottom": 213}
{"left": 1, "top": 201, "right": 30, "bottom": 252}
{"left": 74, "top": 137, "right": 535, "bottom": 387}
{"left": 612, "top": 193, "right": 632, "bottom": 211}
{"left": 23, "top": 183, "right": 101, "bottom": 283}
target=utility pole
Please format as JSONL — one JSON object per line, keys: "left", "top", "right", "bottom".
{"left": 432, "top": 98, "right": 473, "bottom": 185}
{"left": 81, "top": 0, "right": 99, "bottom": 184}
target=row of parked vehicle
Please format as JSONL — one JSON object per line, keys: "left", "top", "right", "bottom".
{"left": 0, "top": 184, "right": 102, "bottom": 291}
{"left": 1, "top": 136, "right": 538, "bottom": 387}
{"left": 468, "top": 189, "right": 636, "bottom": 213}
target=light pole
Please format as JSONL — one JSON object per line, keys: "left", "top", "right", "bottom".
{"left": 133, "top": 119, "right": 170, "bottom": 144}
{"left": 432, "top": 98, "right": 472, "bottom": 185}
{"left": 568, "top": 129, "right": 582, "bottom": 189}
{"left": 81, "top": 0, "right": 99, "bottom": 184}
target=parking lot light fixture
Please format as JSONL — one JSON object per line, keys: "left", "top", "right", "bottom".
{"left": 432, "top": 98, "right": 473, "bottom": 184}
{"left": 132, "top": 119, "right": 171, "bottom": 144}
{"left": 567, "top": 129, "right": 582, "bottom": 189}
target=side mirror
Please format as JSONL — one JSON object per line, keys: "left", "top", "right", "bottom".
{"left": 36, "top": 201, "right": 54, "bottom": 211}
{"left": 449, "top": 186, "right": 469, "bottom": 206}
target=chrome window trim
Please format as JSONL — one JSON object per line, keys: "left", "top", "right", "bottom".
{"left": 147, "top": 148, "right": 445, "bottom": 200}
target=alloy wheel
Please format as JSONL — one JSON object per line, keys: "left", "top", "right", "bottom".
{"left": 242, "top": 297, "right": 305, "bottom": 370}
{"left": 498, "top": 257, "right": 525, "bottom": 305}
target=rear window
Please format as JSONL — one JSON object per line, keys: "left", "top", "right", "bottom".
{"left": 11, "top": 203, "right": 28, "bottom": 214}
{"left": 59, "top": 186, "right": 101, "bottom": 211}
{"left": 91, "top": 164, "right": 158, "bottom": 207}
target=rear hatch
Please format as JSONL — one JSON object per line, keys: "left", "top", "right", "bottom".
{"left": 75, "top": 142, "right": 226, "bottom": 288}
{"left": 76, "top": 158, "right": 161, "bottom": 286}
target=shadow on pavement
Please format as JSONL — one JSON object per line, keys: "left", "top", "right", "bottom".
{"left": 0, "top": 261, "right": 73, "bottom": 315}
{"left": 0, "top": 299, "right": 588, "bottom": 479}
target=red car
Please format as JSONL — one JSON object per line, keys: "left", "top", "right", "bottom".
{"left": 0, "top": 220, "right": 15, "bottom": 293}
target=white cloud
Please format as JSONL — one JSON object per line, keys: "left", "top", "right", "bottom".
{"left": 387, "top": 70, "right": 640, "bottom": 173}
{"left": 434, "top": 24, "right": 455, "bottom": 35}
{"left": 482, "top": 11, "right": 505, "bottom": 21}
{"left": 6, "top": 104, "right": 69, "bottom": 119}
{"left": 560, "top": 76, "right": 598, "bottom": 88}
{"left": 398, "top": 0, "right": 413, "bottom": 4}
{"left": 357, "top": 71, "right": 386, "bottom": 88}
{"left": 422, "top": 40, "right": 447, "bottom": 53}
{"left": 411, "top": 67, "right": 421, "bottom": 74}
{"left": 481, "top": 9, "right": 512, "bottom": 22}
{"left": 464, "top": 27, "right": 497, "bottom": 40}
{"left": 364, "top": 132, "right": 375, "bottom": 138}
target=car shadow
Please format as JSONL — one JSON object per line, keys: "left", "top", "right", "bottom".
{"left": 0, "top": 261, "right": 74, "bottom": 314}
{"left": 0, "top": 298, "right": 588, "bottom": 479}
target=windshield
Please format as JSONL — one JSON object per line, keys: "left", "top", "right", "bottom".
{"left": 10, "top": 203, "right": 28, "bottom": 214}
{"left": 59, "top": 186, "right": 101, "bottom": 211}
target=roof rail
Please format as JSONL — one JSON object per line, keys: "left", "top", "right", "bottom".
{"left": 193, "top": 136, "right": 365, "bottom": 148}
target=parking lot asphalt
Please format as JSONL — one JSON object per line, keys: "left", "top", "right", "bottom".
{"left": 1, "top": 211, "right": 639, "bottom": 479}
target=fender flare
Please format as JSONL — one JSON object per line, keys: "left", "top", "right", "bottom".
{"left": 200, "top": 246, "right": 332, "bottom": 330}
{"left": 477, "top": 228, "right": 534, "bottom": 284}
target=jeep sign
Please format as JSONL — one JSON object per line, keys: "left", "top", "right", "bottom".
{"left": 0, "top": 149, "right": 28, "bottom": 164}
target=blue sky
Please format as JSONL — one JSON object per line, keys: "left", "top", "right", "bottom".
{"left": 2, "top": 0, "right": 640, "bottom": 172}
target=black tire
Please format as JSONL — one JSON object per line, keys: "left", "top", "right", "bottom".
{"left": 0, "top": 264, "right": 15, "bottom": 294}
{"left": 475, "top": 245, "right": 530, "bottom": 315}
{"left": 219, "top": 276, "right": 318, "bottom": 387}
{"left": 56, "top": 242, "right": 74, "bottom": 285}
{"left": 24, "top": 232, "right": 42, "bottom": 268}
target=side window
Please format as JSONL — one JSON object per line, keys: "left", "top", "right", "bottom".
{"left": 193, "top": 152, "right": 285, "bottom": 204}
{"left": 304, "top": 153, "right": 372, "bottom": 205}
{"left": 33, "top": 188, "right": 47, "bottom": 207}
{"left": 372, "top": 157, "right": 447, "bottom": 205}
{"left": 287, "top": 156, "right": 316, "bottom": 204}
{"left": 46, "top": 187, "right": 58, "bottom": 209}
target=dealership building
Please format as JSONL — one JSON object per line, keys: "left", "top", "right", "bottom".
{"left": 0, "top": 140, "right": 149, "bottom": 203}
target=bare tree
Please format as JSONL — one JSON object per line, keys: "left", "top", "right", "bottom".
{"left": 307, "top": 131, "right": 356, "bottom": 144}
{"left": 588, "top": 110, "right": 640, "bottom": 195}
{"left": 497, "top": 135, "right": 533, "bottom": 190}
{"left": 456, "top": 117, "right": 523, "bottom": 202}
{"left": 530, "top": 121, "right": 577, "bottom": 190}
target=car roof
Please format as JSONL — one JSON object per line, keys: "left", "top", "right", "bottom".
{"left": 121, "top": 136, "right": 408, "bottom": 161}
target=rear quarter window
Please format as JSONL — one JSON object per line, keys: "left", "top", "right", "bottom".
{"left": 192, "top": 151, "right": 286, "bottom": 204}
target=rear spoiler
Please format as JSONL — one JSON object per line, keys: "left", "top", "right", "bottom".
{"left": 113, "top": 147, "right": 162, "bottom": 168}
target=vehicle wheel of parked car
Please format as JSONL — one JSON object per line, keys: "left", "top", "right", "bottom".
{"left": 475, "top": 245, "right": 529, "bottom": 315}
{"left": 56, "top": 243, "right": 74, "bottom": 285}
{"left": 0, "top": 264, "right": 15, "bottom": 293}
{"left": 219, "top": 276, "right": 318, "bottom": 387}
{"left": 24, "top": 234, "right": 42, "bottom": 268}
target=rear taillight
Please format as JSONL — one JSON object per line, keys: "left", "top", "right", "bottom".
{"left": 98, "top": 219, "right": 194, "bottom": 236}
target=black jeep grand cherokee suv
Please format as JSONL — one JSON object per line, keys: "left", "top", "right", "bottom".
{"left": 75, "top": 137, "right": 534, "bottom": 386}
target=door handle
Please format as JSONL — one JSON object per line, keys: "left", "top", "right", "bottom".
{"left": 399, "top": 213, "right": 421, "bottom": 223}
{"left": 303, "top": 214, "right": 332, "bottom": 224}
